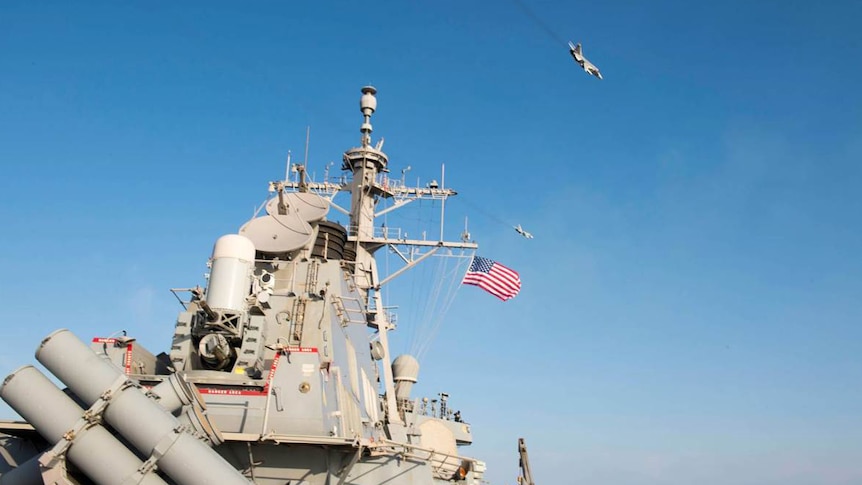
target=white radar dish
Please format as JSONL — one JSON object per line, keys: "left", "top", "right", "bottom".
{"left": 266, "top": 192, "right": 330, "bottom": 222}
{"left": 239, "top": 213, "right": 313, "bottom": 254}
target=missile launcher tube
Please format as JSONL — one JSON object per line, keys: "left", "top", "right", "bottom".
{"left": 0, "top": 366, "right": 168, "bottom": 485}
{"left": 36, "top": 329, "right": 251, "bottom": 485}
{"left": 148, "top": 374, "right": 190, "bottom": 413}
{"left": 1, "top": 371, "right": 218, "bottom": 485}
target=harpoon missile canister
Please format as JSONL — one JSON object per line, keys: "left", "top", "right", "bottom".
{"left": 0, "top": 366, "right": 168, "bottom": 485}
{"left": 36, "top": 329, "right": 251, "bottom": 485}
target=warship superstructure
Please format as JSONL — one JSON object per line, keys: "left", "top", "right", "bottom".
{"left": 0, "top": 87, "right": 533, "bottom": 484}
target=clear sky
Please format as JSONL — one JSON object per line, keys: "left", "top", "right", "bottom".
{"left": 1, "top": 1, "right": 861, "bottom": 484}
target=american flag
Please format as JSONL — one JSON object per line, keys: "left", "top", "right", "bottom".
{"left": 462, "top": 256, "right": 521, "bottom": 301}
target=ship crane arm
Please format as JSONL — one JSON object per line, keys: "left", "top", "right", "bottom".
{"left": 517, "top": 438, "right": 536, "bottom": 485}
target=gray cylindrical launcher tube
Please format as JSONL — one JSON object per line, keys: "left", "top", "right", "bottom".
{"left": 36, "top": 329, "right": 251, "bottom": 485}
{"left": 0, "top": 365, "right": 168, "bottom": 485}
{"left": 149, "top": 372, "right": 197, "bottom": 414}
{"left": 148, "top": 377, "right": 186, "bottom": 414}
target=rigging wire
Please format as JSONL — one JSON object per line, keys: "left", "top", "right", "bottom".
{"left": 407, "top": 253, "right": 442, "bottom": 357}
{"left": 370, "top": 197, "right": 476, "bottom": 360}
{"left": 405, "top": 247, "right": 431, "bottom": 356}
{"left": 413, "top": 251, "right": 473, "bottom": 360}
{"left": 412, "top": 253, "right": 451, "bottom": 359}
{"left": 373, "top": 190, "right": 477, "bottom": 360}
{"left": 458, "top": 195, "right": 528, "bottom": 235}
{"left": 459, "top": 196, "right": 509, "bottom": 227}
{"left": 377, "top": 197, "right": 454, "bottom": 360}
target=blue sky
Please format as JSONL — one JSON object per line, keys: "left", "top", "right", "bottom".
{"left": 2, "top": 1, "right": 861, "bottom": 484}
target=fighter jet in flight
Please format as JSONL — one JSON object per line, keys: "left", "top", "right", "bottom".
{"left": 568, "top": 41, "right": 603, "bottom": 80}
{"left": 514, "top": 224, "right": 534, "bottom": 239}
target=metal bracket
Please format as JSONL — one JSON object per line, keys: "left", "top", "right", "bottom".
{"left": 39, "top": 374, "right": 160, "bottom": 483}
{"left": 40, "top": 374, "right": 132, "bottom": 467}
{"left": 272, "top": 386, "right": 284, "bottom": 412}
{"left": 135, "top": 427, "right": 184, "bottom": 480}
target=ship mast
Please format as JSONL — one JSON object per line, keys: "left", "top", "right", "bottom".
{"left": 280, "top": 86, "right": 478, "bottom": 428}
{"left": 342, "top": 86, "right": 388, "bottom": 289}
{"left": 340, "top": 86, "right": 478, "bottom": 284}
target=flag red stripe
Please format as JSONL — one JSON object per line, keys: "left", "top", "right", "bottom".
{"left": 463, "top": 274, "right": 519, "bottom": 295}
{"left": 467, "top": 278, "right": 512, "bottom": 300}
{"left": 463, "top": 277, "right": 518, "bottom": 296}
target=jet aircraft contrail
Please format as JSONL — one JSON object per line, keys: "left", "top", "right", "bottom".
{"left": 511, "top": 0, "right": 568, "bottom": 46}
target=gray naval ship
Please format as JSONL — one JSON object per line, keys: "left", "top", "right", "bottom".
{"left": 0, "top": 86, "right": 536, "bottom": 485}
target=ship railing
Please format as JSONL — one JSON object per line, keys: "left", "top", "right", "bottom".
{"left": 203, "top": 401, "right": 267, "bottom": 411}
{"left": 347, "top": 225, "right": 407, "bottom": 240}
{"left": 374, "top": 174, "right": 408, "bottom": 194}
{"left": 384, "top": 307, "right": 397, "bottom": 326}
{"left": 366, "top": 303, "right": 397, "bottom": 323}
{"left": 395, "top": 398, "right": 414, "bottom": 417}
{"left": 374, "top": 174, "right": 456, "bottom": 201}
{"left": 373, "top": 440, "right": 476, "bottom": 480}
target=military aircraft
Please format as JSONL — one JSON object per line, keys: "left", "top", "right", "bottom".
{"left": 568, "top": 41, "right": 603, "bottom": 80}
{"left": 514, "top": 224, "right": 534, "bottom": 239}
